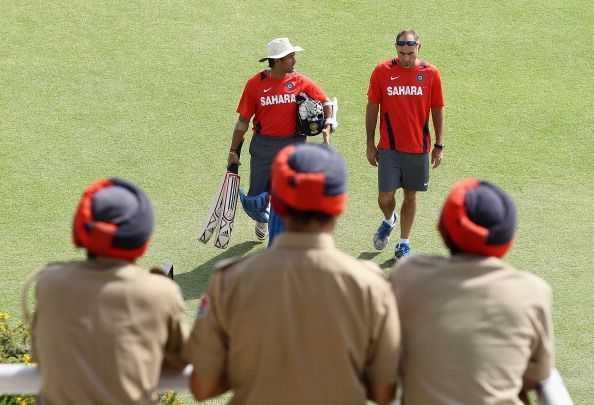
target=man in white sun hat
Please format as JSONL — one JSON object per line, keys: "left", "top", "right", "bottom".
{"left": 228, "top": 37, "right": 335, "bottom": 245}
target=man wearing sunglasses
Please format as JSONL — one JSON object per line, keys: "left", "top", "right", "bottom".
{"left": 366, "top": 29, "right": 445, "bottom": 261}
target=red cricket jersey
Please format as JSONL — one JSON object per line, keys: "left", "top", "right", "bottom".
{"left": 237, "top": 71, "right": 327, "bottom": 137}
{"left": 367, "top": 59, "right": 445, "bottom": 153}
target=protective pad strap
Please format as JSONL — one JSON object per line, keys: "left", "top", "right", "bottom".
{"left": 239, "top": 189, "right": 270, "bottom": 223}
{"left": 324, "top": 117, "right": 337, "bottom": 127}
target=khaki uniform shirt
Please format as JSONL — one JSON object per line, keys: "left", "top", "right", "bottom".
{"left": 186, "top": 233, "right": 400, "bottom": 404}
{"left": 31, "top": 257, "right": 189, "bottom": 405}
{"left": 390, "top": 254, "right": 553, "bottom": 405}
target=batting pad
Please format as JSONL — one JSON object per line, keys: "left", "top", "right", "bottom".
{"left": 239, "top": 189, "right": 270, "bottom": 223}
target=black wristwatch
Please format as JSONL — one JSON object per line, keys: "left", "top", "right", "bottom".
{"left": 434, "top": 143, "right": 445, "bottom": 150}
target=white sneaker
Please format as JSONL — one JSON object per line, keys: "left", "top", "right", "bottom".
{"left": 255, "top": 222, "right": 268, "bottom": 241}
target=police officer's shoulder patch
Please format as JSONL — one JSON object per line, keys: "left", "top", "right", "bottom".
{"left": 196, "top": 294, "right": 210, "bottom": 319}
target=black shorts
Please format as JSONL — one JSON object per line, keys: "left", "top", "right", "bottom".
{"left": 377, "top": 148, "right": 429, "bottom": 192}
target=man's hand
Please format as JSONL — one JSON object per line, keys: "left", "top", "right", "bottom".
{"left": 431, "top": 147, "right": 443, "bottom": 168}
{"left": 366, "top": 144, "right": 379, "bottom": 167}
{"left": 227, "top": 151, "right": 240, "bottom": 168}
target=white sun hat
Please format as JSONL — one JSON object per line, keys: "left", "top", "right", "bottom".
{"left": 259, "top": 38, "right": 304, "bottom": 62}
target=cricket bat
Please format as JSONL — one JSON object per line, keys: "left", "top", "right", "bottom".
{"left": 198, "top": 173, "right": 227, "bottom": 244}
{"left": 198, "top": 142, "right": 243, "bottom": 248}
{"left": 213, "top": 172, "right": 240, "bottom": 249}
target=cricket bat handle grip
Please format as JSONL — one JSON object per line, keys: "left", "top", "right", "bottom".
{"left": 227, "top": 141, "right": 243, "bottom": 174}
{"left": 228, "top": 163, "right": 239, "bottom": 174}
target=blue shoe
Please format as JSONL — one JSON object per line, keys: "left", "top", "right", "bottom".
{"left": 394, "top": 243, "right": 411, "bottom": 260}
{"left": 373, "top": 214, "right": 396, "bottom": 250}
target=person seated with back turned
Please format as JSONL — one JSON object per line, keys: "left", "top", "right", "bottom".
{"left": 389, "top": 178, "right": 554, "bottom": 404}
{"left": 185, "top": 144, "right": 401, "bottom": 405}
{"left": 23, "top": 178, "right": 189, "bottom": 404}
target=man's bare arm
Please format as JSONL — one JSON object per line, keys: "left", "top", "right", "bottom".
{"left": 431, "top": 107, "right": 443, "bottom": 145}
{"left": 430, "top": 107, "right": 444, "bottom": 168}
{"left": 321, "top": 99, "right": 333, "bottom": 144}
{"left": 228, "top": 115, "right": 249, "bottom": 167}
{"left": 366, "top": 102, "right": 380, "bottom": 167}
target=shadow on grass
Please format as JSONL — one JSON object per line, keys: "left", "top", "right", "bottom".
{"left": 357, "top": 252, "right": 380, "bottom": 261}
{"left": 357, "top": 251, "right": 395, "bottom": 271}
{"left": 379, "top": 258, "right": 396, "bottom": 270}
{"left": 176, "top": 240, "right": 262, "bottom": 301}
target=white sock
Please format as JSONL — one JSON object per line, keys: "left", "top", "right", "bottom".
{"left": 399, "top": 238, "right": 410, "bottom": 245}
{"left": 384, "top": 212, "right": 397, "bottom": 226}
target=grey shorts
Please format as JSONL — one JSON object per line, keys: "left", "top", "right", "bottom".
{"left": 248, "top": 133, "right": 306, "bottom": 196}
{"left": 378, "top": 148, "right": 429, "bottom": 192}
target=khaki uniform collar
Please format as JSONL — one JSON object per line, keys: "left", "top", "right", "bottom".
{"left": 450, "top": 253, "right": 505, "bottom": 265}
{"left": 87, "top": 256, "right": 134, "bottom": 268}
{"left": 272, "top": 232, "right": 335, "bottom": 249}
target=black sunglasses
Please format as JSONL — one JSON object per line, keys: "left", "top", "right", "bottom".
{"left": 396, "top": 40, "right": 419, "bottom": 46}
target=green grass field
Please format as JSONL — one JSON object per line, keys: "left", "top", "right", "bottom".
{"left": 1, "top": 0, "right": 592, "bottom": 402}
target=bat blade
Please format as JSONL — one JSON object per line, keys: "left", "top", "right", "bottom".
{"left": 198, "top": 173, "right": 227, "bottom": 244}
{"left": 214, "top": 172, "right": 241, "bottom": 249}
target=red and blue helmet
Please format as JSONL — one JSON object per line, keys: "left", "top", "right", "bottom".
{"left": 439, "top": 178, "right": 516, "bottom": 258}
{"left": 73, "top": 178, "right": 154, "bottom": 260}
{"left": 270, "top": 144, "right": 347, "bottom": 217}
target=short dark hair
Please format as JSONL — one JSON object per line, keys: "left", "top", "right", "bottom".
{"left": 396, "top": 29, "right": 420, "bottom": 44}
{"left": 269, "top": 53, "right": 293, "bottom": 68}
{"left": 285, "top": 206, "right": 335, "bottom": 226}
